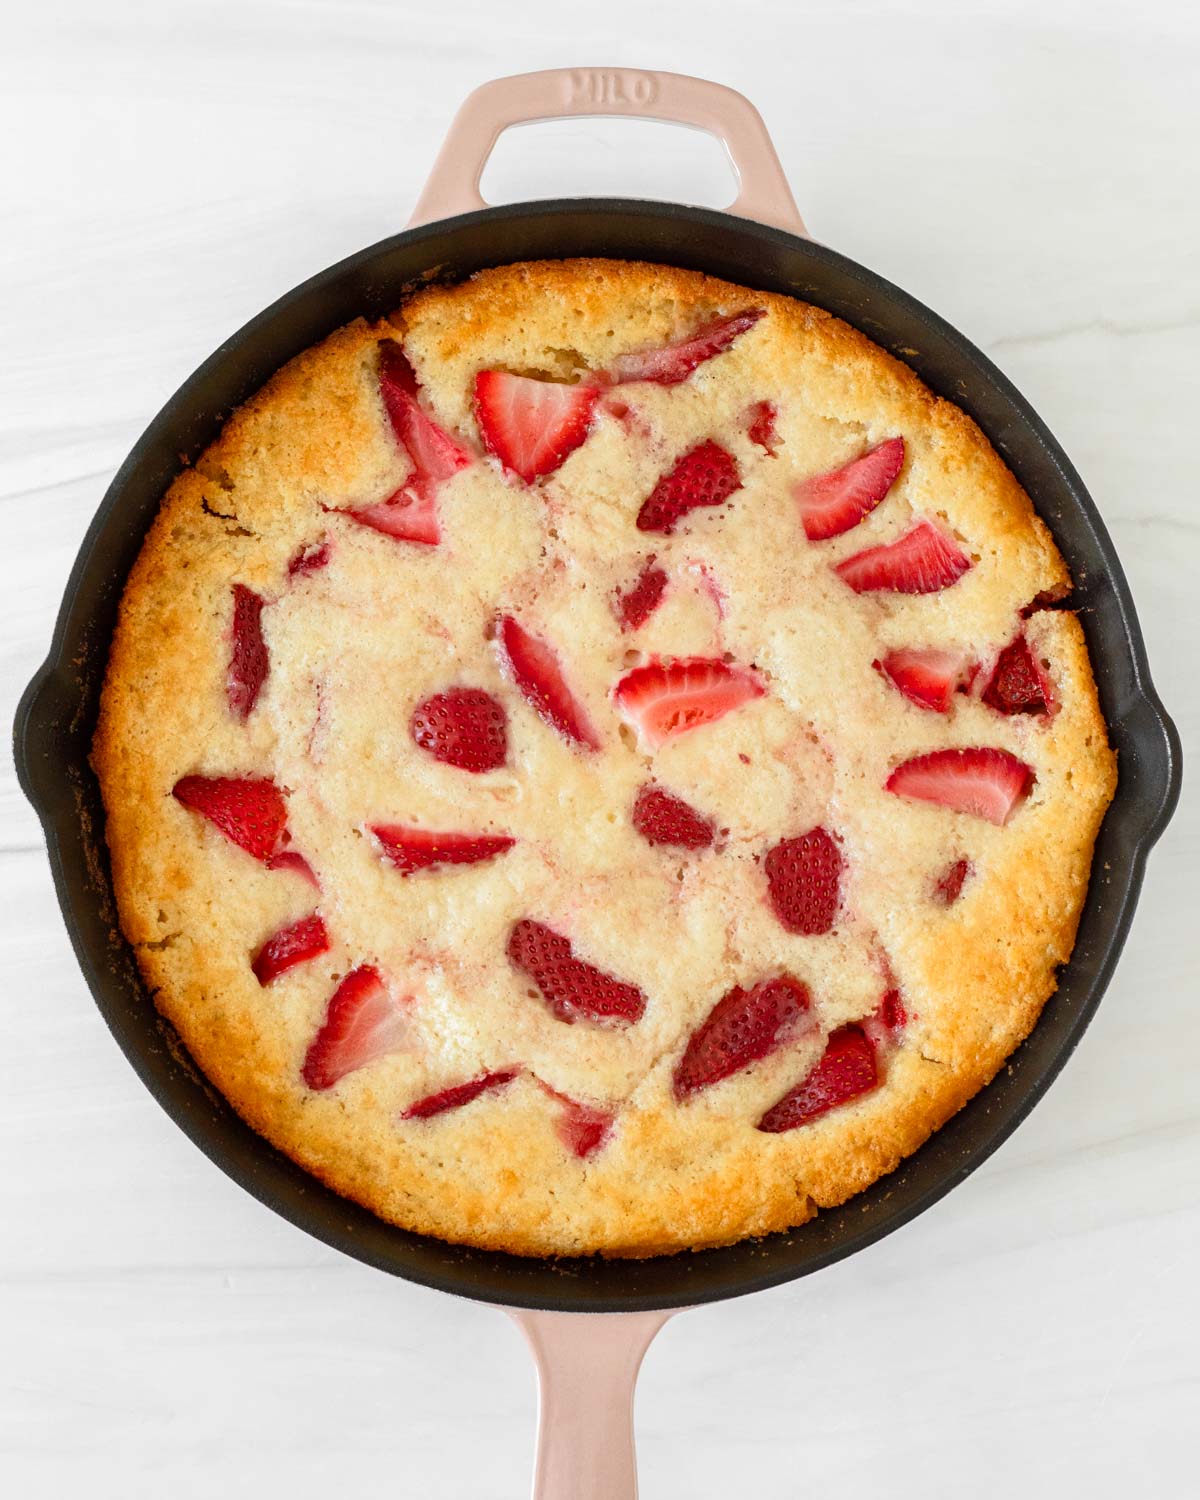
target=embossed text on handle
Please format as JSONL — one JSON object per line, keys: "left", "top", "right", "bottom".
{"left": 566, "top": 69, "right": 659, "bottom": 109}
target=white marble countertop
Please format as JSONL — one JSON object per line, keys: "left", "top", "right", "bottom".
{"left": 3, "top": 2, "right": 1197, "bottom": 1495}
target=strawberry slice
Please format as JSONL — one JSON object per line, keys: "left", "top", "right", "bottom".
{"left": 265, "top": 850, "right": 320, "bottom": 888}
{"left": 933, "top": 857, "right": 971, "bottom": 905}
{"left": 795, "top": 437, "right": 905, "bottom": 541}
{"left": 635, "top": 440, "right": 741, "bottom": 534}
{"left": 301, "top": 966, "right": 409, "bottom": 1091}
{"left": 227, "top": 585, "right": 268, "bottom": 720}
{"left": 343, "top": 488, "right": 440, "bottom": 546}
{"left": 474, "top": 370, "right": 598, "bottom": 483}
{"left": 862, "top": 986, "right": 909, "bottom": 1052}
{"left": 747, "top": 400, "right": 779, "bottom": 455}
{"left": 401, "top": 1069, "right": 519, "bottom": 1120}
{"left": 507, "top": 919, "right": 646, "bottom": 1026}
{"left": 631, "top": 783, "right": 715, "bottom": 850}
{"left": 615, "top": 558, "right": 668, "bottom": 630}
{"left": 345, "top": 342, "right": 472, "bottom": 545}
{"left": 763, "top": 827, "right": 844, "bottom": 935}
{"left": 613, "top": 657, "right": 764, "bottom": 750}
{"left": 876, "top": 646, "right": 976, "bottom": 713}
{"left": 173, "top": 775, "right": 288, "bottom": 861}
{"left": 886, "top": 747, "right": 1035, "bottom": 825}
{"left": 673, "top": 975, "right": 811, "bottom": 1099}
{"left": 379, "top": 341, "right": 472, "bottom": 487}
{"left": 981, "top": 634, "right": 1050, "bottom": 715}
{"left": 252, "top": 912, "right": 330, "bottom": 986}
{"left": 287, "top": 538, "right": 330, "bottom": 577}
{"left": 370, "top": 824, "right": 515, "bottom": 876}
{"left": 835, "top": 519, "right": 972, "bottom": 594}
{"left": 409, "top": 687, "right": 508, "bottom": 773}
{"left": 604, "top": 308, "right": 765, "bottom": 386}
{"left": 554, "top": 1096, "right": 615, "bottom": 1158}
{"left": 757, "top": 1025, "right": 879, "bottom": 1132}
{"left": 497, "top": 614, "right": 600, "bottom": 750}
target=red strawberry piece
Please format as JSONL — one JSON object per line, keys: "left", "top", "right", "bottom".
{"left": 370, "top": 824, "right": 515, "bottom": 876}
{"left": 876, "top": 646, "right": 976, "bottom": 713}
{"left": 835, "top": 519, "right": 972, "bottom": 594}
{"left": 795, "top": 437, "right": 905, "bottom": 541}
{"left": 497, "top": 614, "right": 600, "bottom": 750}
{"left": 613, "top": 657, "right": 764, "bottom": 750}
{"left": 252, "top": 912, "right": 330, "bottom": 986}
{"left": 631, "top": 783, "right": 715, "bottom": 850}
{"left": 981, "top": 634, "right": 1050, "bottom": 715}
{"left": 933, "top": 857, "right": 971, "bottom": 906}
{"left": 227, "top": 584, "right": 268, "bottom": 720}
{"left": 635, "top": 440, "right": 741, "bottom": 534}
{"left": 401, "top": 1069, "right": 519, "bottom": 1120}
{"left": 616, "top": 558, "right": 668, "bottom": 630}
{"left": 507, "top": 919, "right": 646, "bottom": 1026}
{"left": 862, "top": 986, "right": 909, "bottom": 1052}
{"left": 301, "top": 965, "right": 409, "bottom": 1091}
{"left": 379, "top": 341, "right": 472, "bottom": 486}
{"left": 474, "top": 370, "right": 598, "bottom": 483}
{"left": 758, "top": 1025, "right": 879, "bottom": 1133}
{"left": 288, "top": 538, "right": 331, "bottom": 577}
{"left": 345, "top": 341, "right": 472, "bottom": 545}
{"left": 747, "top": 400, "right": 779, "bottom": 455}
{"left": 343, "top": 488, "right": 440, "bottom": 546}
{"left": 604, "top": 308, "right": 765, "bottom": 386}
{"left": 673, "top": 975, "right": 811, "bottom": 1100}
{"left": 886, "top": 747, "right": 1035, "bottom": 825}
{"left": 557, "top": 1098, "right": 614, "bottom": 1158}
{"left": 763, "top": 827, "right": 844, "bottom": 935}
{"left": 265, "top": 850, "right": 320, "bottom": 888}
{"left": 410, "top": 687, "right": 508, "bottom": 773}
{"left": 173, "top": 775, "right": 288, "bottom": 861}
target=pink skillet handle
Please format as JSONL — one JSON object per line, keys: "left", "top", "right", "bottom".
{"left": 510, "top": 1308, "right": 676, "bottom": 1500}
{"left": 408, "top": 67, "right": 807, "bottom": 236}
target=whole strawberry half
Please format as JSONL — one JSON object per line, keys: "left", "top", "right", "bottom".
{"left": 795, "top": 437, "right": 905, "bottom": 541}
{"left": 876, "top": 646, "right": 977, "bottom": 713}
{"left": 409, "top": 687, "right": 508, "bottom": 773}
{"left": 345, "top": 341, "right": 471, "bottom": 545}
{"left": 497, "top": 614, "right": 601, "bottom": 750}
{"left": 673, "top": 975, "right": 812, "bottom": 1099}
{"left": 631, "top": 783, "right": 715, "bottom": 850}
{"left": 401, "top": 1069, "right": 519, "bottom": 1120}
{"left": 507, "top": 919, "right": 646, "bottom": 1026}
{"left": 604, "top": 308, "right": 765, "bottom": 386}
{"left": 475, "top": 370, "right": 598, "bottom": 483}
{"left": 615, "top": 558, "right": 669, "bottom": 630}
{"left": 886, "top": 747, "right": 1034, "bottom": 825}
{"left": 613, "top": 657, "right": 764, "bottom": 750}
{"left": 636, "top": 440, "right": 741, "bottom": 534}
{"left": 227, "top": 584, "right": 269, "bottom": 720}
{"left": 763, "top": 827, "right": 844, "bottom": 935}
{"left": 758, "top": 1025, "right": 879, "bottom": 1133}
{"left": 981, "top": 634, "right": 1051, "bottom": 715}
{"left": 172, "top": 774, "right": 289, "bottom": 861}
{"left": 370, "top": 824, "right": 515, "bottom": 876}
{"left": 252, "top": 912, "right": 329, "bottom": 986}
{"left": 301, "top": 966, "right": 410, "bottom": 1092}
{"left": 835, "top": 519, "right": 971, "bottom": 594}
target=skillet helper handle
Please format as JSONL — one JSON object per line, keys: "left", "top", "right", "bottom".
{"left": 511, "top": 1308, "right": 674, "bottom": 1500}
{"left": 408, "top": 67, "right": 806, "bottom": 236}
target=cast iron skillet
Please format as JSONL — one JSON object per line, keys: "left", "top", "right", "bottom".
{"left": 12, "top": 69, "right": 1181, "bottom": 1312}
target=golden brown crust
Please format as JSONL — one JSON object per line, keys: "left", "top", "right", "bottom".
{"left": 93, "top": 259, "right": 1115, "bottom": 1257}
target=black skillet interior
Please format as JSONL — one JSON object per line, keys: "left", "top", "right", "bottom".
{"left": 14, "top": 202, "right": 1181, "bottom": 1312}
